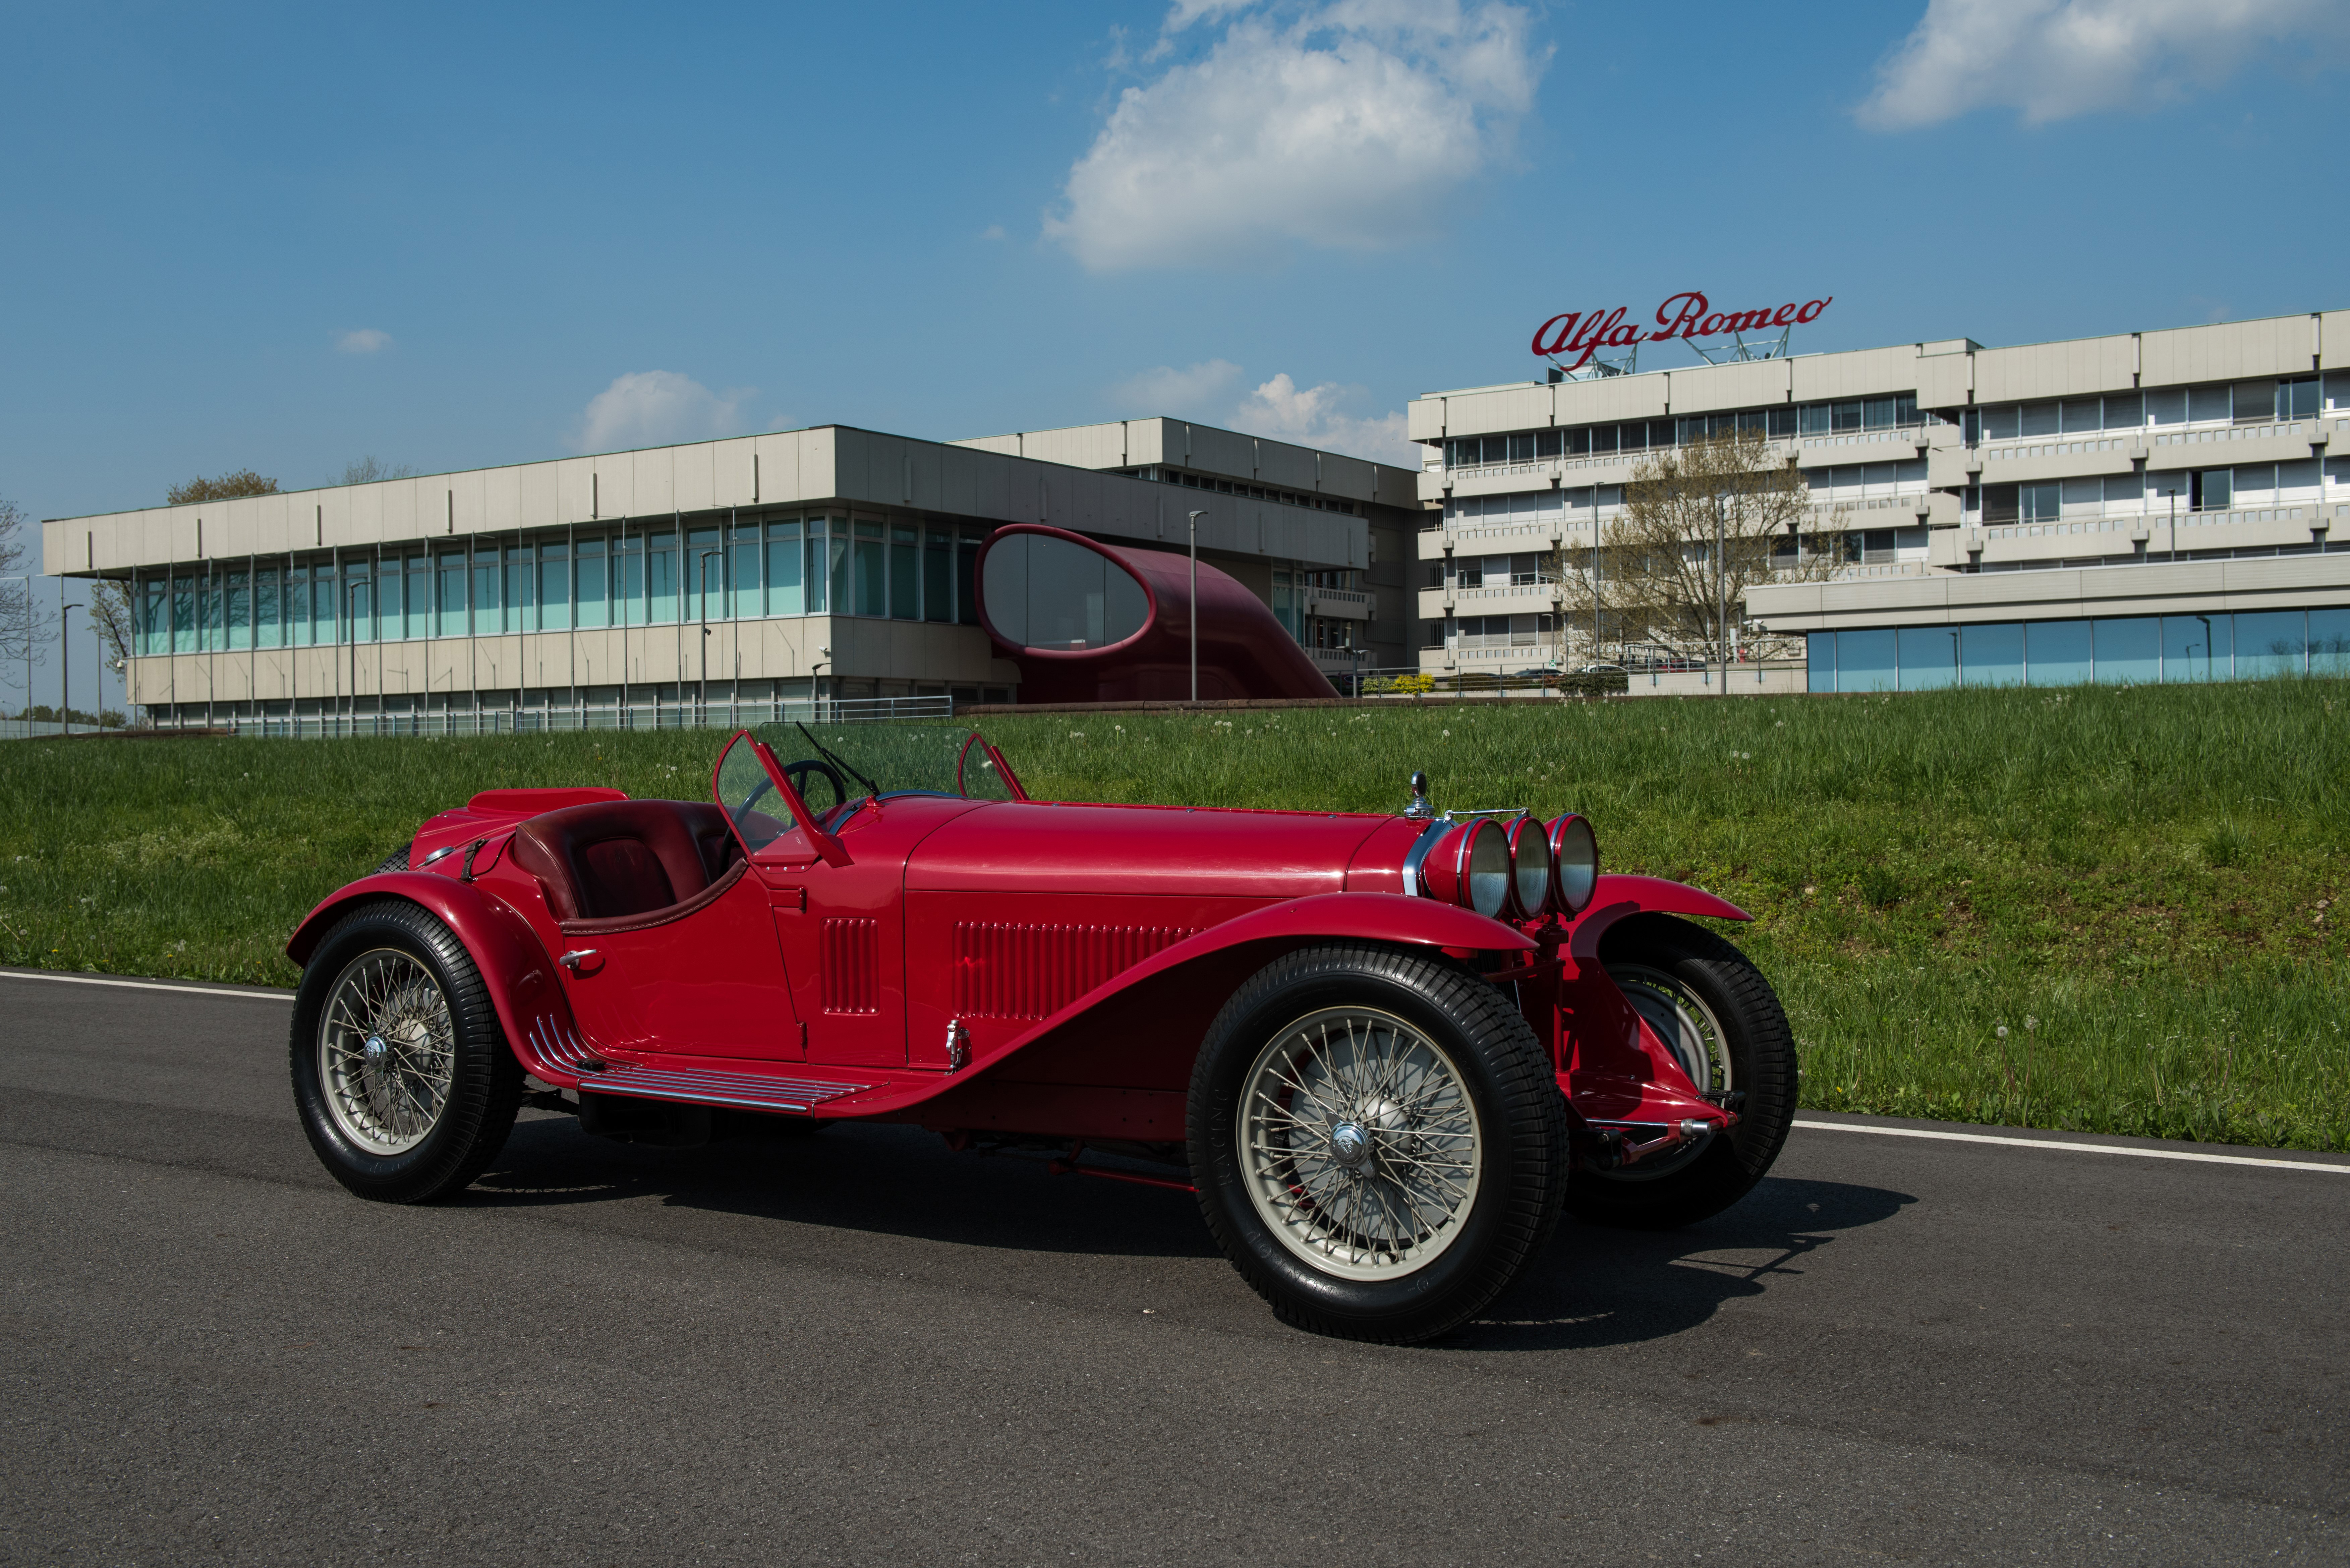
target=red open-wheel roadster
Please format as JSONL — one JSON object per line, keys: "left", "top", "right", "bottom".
{"left": 289, "top": 724, "right": 1795, "bottom": 1343}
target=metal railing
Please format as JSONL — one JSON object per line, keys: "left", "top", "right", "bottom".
{"left": 132, "top": 693, "right": 957, "bottom": 742}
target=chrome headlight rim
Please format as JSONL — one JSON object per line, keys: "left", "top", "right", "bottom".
{"left": 1548, "top": 812, "right": 1600, "bottom": 917}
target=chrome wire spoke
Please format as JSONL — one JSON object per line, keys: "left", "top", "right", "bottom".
{"left": 1238, "top": 1006, "right": 1483, "bottom": 1282}
{"left": 317, "top": 949, "right": 457, "bottom": 1157}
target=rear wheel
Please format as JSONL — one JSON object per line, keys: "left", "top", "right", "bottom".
{"left": 290, "top": 901, "right": 521, "bottom": 1203}
{"left": 1189, "top": 943, "right": 1566, "bottom": 1344}
{"left": 1568, "top": 914, "right": 1796, "bottom": 1230}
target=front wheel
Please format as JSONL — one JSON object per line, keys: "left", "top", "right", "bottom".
{"left": 1188, "top": 943, "right": 1567, "bottom": 1344}
{"left": 290, "top": 900, "right": 522, "bottom": 1203}
{"left": 1568, "top": 914, "right": 1797, "bottom": 1230}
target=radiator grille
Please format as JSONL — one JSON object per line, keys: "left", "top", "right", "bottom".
{"left": 952, "top": 922, "right": 1198, "bottom": 1021}
{"left": 821, "top": 918, "right": 880, "bottom": 1014}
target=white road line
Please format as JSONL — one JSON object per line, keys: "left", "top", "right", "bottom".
{"left": 0, "top": 971, "right": 293, "bottom": 1003}
{"left": 1794, "top": 1118, "right": 2349, "bottom": 1173}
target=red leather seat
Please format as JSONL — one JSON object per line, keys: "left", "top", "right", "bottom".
{"left": 510, "top": 800, "right": 742, "bottom": 924}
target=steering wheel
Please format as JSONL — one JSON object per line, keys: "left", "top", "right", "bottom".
{"left": 732, "top": 774, "right": 776, "bottom": 823}
{"left": 783, "top": 758, "right": 850, "bottom": 814}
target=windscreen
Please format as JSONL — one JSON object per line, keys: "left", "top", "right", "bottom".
{"left": 750, "top": 723, "right": 1018, "bottom": 807}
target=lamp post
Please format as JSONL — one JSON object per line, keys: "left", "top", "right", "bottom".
{"left": 61, "top": 601, "right": 83, "bottom": 735}
{"left": 1187, "top": 510, "right": 1206, "bottom": 703}
{"left": 810, "top": 645, "right": 830, "bottom": 721}
{"left": 696, "top": 548, "right": 722, "bottom": 725}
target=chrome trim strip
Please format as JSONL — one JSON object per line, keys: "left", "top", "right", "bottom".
{"left": 575, "top": 1065, "right": 873, "bottom": 1115}
{"left": 1399, "top": 819, "right": 1449, "bottom": 900}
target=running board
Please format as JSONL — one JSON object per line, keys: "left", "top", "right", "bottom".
{"left": 574, "top": 1064, "right": 872, "bottom": 1116}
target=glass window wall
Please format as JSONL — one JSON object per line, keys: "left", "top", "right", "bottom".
{"left": 1807, "top": 610, "right": 2343, "bottom": 691}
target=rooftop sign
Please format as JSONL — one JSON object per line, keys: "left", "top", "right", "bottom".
{"left": 1533, "top": 291, "right": 1833, "bottom": 371}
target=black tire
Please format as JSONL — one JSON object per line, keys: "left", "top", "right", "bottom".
{"left": 1188, "top": 942, "right": 1567, "bottom": 1344}
{"left": 372, "top": 844, "right": 412, "bottom": 874}
{"left": 290, "top": 899, "right": 522, "bottom": 1204}
{"left": 1568, "top": 914, "right": 1796, "bottom": 1231}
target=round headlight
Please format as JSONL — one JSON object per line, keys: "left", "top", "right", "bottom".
{"left": 1506, "top": 814, "right": 1553, "bottom": 919}
{"left": 1548, "top": 813, "right": 1599, "bottom": 916}
{"left": 1420, "top": 818, "right": 1512, "bottom": 920}
{"left": 1463, "top": 818, "right": 1511, "bottom": 919}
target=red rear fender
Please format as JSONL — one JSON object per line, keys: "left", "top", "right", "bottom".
{"left": 286, "top": 873, "right": 575, "bottom": 1077}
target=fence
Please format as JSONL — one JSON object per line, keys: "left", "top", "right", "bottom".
{"left": 5, "top": 694, "right": 955, "bottom": 742}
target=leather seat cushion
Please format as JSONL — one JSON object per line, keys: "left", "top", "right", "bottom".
{"left": 511, "top": 800, "right": 739, "bottom": 923}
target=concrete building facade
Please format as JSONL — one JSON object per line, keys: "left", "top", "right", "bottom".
{"left": 1407, "top": 308, "right": 2350, "bottom": 687}
{"left": 43, "top": 418, "right": 1420, "bottom": 728}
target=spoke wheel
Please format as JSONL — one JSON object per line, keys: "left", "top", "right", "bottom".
{"left": 291, "top": 899, "right": 522, "bottom": 1204}
{"left": 1190, "top": 943, "right": 1565, "bottom": 1345}
{"left": 1600, "top": 963, "right": 1731, "bottom": 1182}
{"left": 318, "top": 948, "right": 457, "bottom": 1156}
{"left": 1570, "top": 914, "right": 1797, "bottom": 1230}
{"left": 1239, "top": 1007, "right": 1482, "bottom": 1281}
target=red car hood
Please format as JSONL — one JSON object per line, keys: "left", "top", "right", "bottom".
{"left": 905, "top": 800, "right": 1395, "bottom": 899}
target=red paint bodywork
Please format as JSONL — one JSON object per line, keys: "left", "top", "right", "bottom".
{"left": 975, "top": 525, "right": 1335, "bottom": 704}
{"left": 288, "top": 760, "right": 1750, "bottom": 1147}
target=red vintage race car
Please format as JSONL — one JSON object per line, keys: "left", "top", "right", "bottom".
{"left": 287, "top": 724, "right": 1795, "bottom": 1343}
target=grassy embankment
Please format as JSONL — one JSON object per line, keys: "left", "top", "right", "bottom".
{"left": 1, "top": 680, "right": 2343, "bottom": 1149}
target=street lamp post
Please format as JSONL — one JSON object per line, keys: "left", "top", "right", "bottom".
{"left": 1187, "top": 510, "right": 1206, "bottom": 703}
{"left": 696, "top": 548, "right": 722, "bottom": 725}
{"left": 61, "top": 601, "right": 83, "bottom": 735}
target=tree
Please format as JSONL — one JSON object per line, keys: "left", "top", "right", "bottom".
{"left": 167, "top": 469, "right": 279, "bottom": 505}
{"left": 0, "top": 493, "right": 54, "bottom": 670}
{"left": 336, "top": 456, "right": 416, "bottom": 485}
{"left": 1550, "top": 428, "right": 1846, "bottom": 665}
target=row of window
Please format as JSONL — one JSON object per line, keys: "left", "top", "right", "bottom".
{"left": 1806, "top": 608, "right": 2350, "bottom": 692}
{"left": 1442, "top": 375, "right": 2350, "bottom": 475}
{"left": 133, "top": 517, "right": 989, "bottom": 655}
{"left": 1444, "top": 395, "right": 1926, "bottom": 469}
{"left": 1970, "top": 376, "right": 2341, "bottom": 441}
{"left": 1973, "top": 459, "right": 2333, "bottom": 523}
{"left": 1441, "top": 613, "right": 1556, "bottom": 650}
{"left": 1115, "top": 467, "right": 1357, "bottom": 514}
{"left": 1433, "top": 553, "right": 1556, "bottom": 588}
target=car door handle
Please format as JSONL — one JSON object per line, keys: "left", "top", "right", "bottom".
{"left": 559, "top": 949, "right": 598, "bottom": 971}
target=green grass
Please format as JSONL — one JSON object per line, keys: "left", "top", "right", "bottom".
{"left": 2, "top": 680, "right": 2345, "bottom": 1150}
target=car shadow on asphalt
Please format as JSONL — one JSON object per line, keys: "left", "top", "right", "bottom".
{"left": 471, "top": 1116, "right": 1916, "bottom": 1330}
{"left": 1453, "top": 1175, "right": 1919, "bottom": 1351}
{"left": 466, "top": 1113, "right": 1225, "bottom": 1260}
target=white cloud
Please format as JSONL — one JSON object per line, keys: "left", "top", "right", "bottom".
{"left": 1858, "top": 0, "right": 2347, "bottom": 129}
{"left": 1109, "top": 358, "right": 1246, "bottom": 415}
{"left": 573, "top": 371, "right": 751, "bottom": 453}
{"left": 980, "top": 224, "right": 1007, "bottom": 240}
{"left": 336, "top": 328, "right": 392, "bottom": 354}
{"left": 1047, "top": 0, "right": 1546, "bottom": 271}
{"left": 1230, "top": 372, "right": 1415, "bottom": 468}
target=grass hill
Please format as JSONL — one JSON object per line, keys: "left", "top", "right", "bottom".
{"left": 2, "top": 680, "right": 2341, "bottom": 1149}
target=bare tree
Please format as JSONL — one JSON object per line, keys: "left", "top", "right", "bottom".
{"left": 0, "top": 493, "right": 59, "bottom": 684}
{"left": 336, "top": 456, "right": 416, "bottom": 486}
{"left": 1550, "top": 428, "right": 1846, "bottom": 665}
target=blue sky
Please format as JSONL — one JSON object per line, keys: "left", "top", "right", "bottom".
{"left": 4, "top": 0, "right": 2346, "bottom": 712}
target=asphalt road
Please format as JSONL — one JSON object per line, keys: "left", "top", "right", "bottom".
{"left": 2, "top": 968, "right": 2345, "bottom": 1566}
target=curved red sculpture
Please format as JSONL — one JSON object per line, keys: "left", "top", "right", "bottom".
{"left": 973, "top": 524, "right": 1335, "bottom": 705}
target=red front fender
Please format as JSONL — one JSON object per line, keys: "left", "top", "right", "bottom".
{"left": 286, "top": 872, "right": 577, "bottom": 1080}
{"left": 1564, "top": 872, "right": 1748, "bottom": 960}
